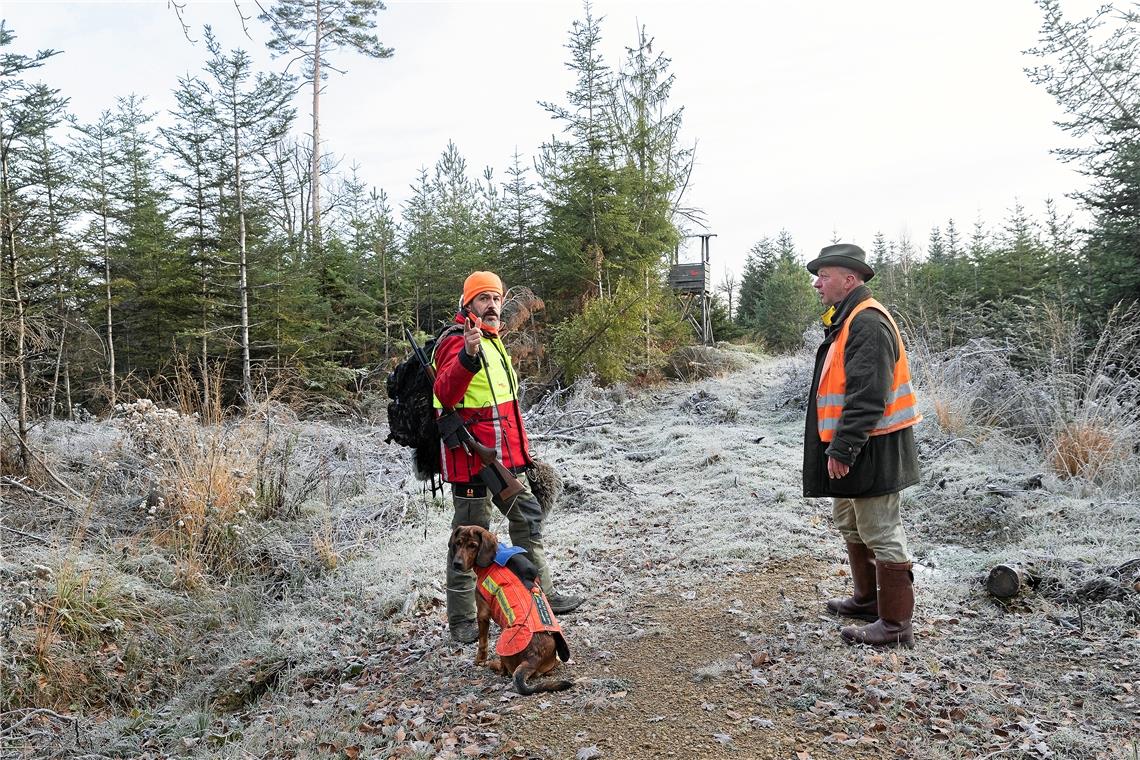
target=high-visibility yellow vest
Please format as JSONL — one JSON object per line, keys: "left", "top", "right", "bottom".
{"left": 817, "top": 298, "right": 921, "bottom": 442}
{"left": 432, "top": 335, "right": 520, "bottom": 410}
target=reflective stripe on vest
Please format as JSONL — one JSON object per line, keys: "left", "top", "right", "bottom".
{"left": 475, "top": 563, "right": 563, "bottom": 657}
{"left": 816, "top": 298, "right": 921, "bottom": 441}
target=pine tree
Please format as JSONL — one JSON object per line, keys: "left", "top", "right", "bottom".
{"left": 364, "top": 187, "right": 399, "bottom": 355}
{"left": 71, "top": 111, "right": 122, "bottom": 408}
{"left": 0, "top": 22, "right": 61, "bottom": 467}
{"left": 927, "top": 225, "right": 946, "bottom": 264}
{"left": 944, "top": 219, "right": 961, "bottom": 260}
{"left": 259, "top": 0, "right": 394, "bottom": 258}
{"left": 870, "top": 231, "right": 891, "bottom": 269}
{"left": 499, "top": 149, "right": 544, "bottom": 288}
{"left": 16, "top": 84, "right": 76, "bottom": 418}
{"left": 1028, "top": 0, "right": 1140, "bottom": 316}
{"left": 539, "top": 3, "right": 623, "bottom": 301}
{"left": 737, "top": 237, "right": 775, "bottom": 325}
{"left": 162, "top": 73, "right": 227, "bottom": 373}
{"left": 432, "top": 141, "right": 484, "bottom": 291}
{"left": 752, "top": 255, "right": 817, "bottom": 352}
{"left": 611, "top": 25, "right": 686, "bottom": 275}
{"left": 775, "top": 228, "right": 796, "bottom": 260}
{"left": 201, "top": 28, "right": 296, "bottom": 404}
{"left": 110, "top": 95, "right": 189, "bottom": 376}
{"left": 400, "top": 167, "right": 438, "bottom": 331}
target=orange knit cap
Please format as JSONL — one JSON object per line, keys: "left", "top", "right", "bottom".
{"left": 462, "top": 271, "right": 504, "bottom": 306}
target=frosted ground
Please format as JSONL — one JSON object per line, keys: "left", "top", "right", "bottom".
{"left": 1, "top": 346, "right": 1136, "bottom": 759}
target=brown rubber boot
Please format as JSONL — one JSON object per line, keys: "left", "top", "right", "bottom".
{"left": 827, "top": 543, "right": 878, "bottom": 622}
{"left": 841, "top": 560, "right": 914, "bottom": 648}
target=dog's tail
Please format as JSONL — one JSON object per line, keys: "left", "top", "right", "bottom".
{"left": 513, "top": 664, "right": 574, "bottom": 696}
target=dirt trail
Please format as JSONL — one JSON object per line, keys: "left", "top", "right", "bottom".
{"left": 374, "top": 351, "right": 1136, "bottom": 760}
{"left": 507, "top": 558, "right": 880, "bottom": 759}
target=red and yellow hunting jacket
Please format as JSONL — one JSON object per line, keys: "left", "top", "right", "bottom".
{"left": 432, "top": 314, "right": 533, "bottom": 483}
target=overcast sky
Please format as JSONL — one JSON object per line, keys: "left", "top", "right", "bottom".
{"left": 4, "top": 0, "right": 1094, "bottom": 286}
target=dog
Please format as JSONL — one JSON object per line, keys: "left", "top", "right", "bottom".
{"left": 447, "top": 525, "right": 573, "bottom": 695}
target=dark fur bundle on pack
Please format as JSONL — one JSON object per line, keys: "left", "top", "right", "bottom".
{"left": 385, "top": 331, "right": 454, "bottom": 480}
{"left": 526, "top": 458, "right": 563, "bottom": 517}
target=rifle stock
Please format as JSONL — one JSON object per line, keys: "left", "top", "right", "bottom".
{"left": 405, "top": 328, "right": 525, "bottom": 504}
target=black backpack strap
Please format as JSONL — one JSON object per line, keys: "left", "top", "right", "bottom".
{"left": 428, "top": 323, "right": 465, "bottom": 365}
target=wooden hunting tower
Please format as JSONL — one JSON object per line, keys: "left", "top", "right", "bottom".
{"left": 670, "top": 233, "right": 715, "bottom": 345}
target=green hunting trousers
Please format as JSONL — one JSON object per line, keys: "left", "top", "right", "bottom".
{"left": 446, "top": 472, "right": 552, "bottom": 629}
{"left": 832, "top": 492, "right": 912, "bottom": 564}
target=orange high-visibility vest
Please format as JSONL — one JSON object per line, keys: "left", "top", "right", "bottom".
{"left": 475, "top": 564, "right": 569, "bottom": 660}
{"left": 817, "top": 298, "right": 921, "bottom": 442}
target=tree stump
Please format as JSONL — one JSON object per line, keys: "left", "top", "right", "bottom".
{"left": 986, "top": 564, "right": 1028, "bottom": 599}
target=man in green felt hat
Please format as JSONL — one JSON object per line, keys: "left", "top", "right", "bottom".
{"left": 803, "top": 243, "right": 922, "bottom": 648}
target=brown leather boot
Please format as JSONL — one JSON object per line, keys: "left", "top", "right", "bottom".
{"left": 841, "top": 560, "right": 914, "bottom": 648}
{"left": 827, "top": 543, "right": 878, "bottom": 622}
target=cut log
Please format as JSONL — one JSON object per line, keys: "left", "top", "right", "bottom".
{"left": 987, "top": 564, "right": 1029, "bottom": 599}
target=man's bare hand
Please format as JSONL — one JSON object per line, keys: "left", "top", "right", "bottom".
{"left": 827, "top": 456, "right": 850, "bottom": 479}
{"left": 464, "top": 316, "right": 482, "bottom": 356}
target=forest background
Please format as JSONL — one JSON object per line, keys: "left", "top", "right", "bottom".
{"left": 1, "top": 0, "right": 1138, "bottom": 443}
{"left": 1, "top": 2, "right": 1139, "bottom": 754}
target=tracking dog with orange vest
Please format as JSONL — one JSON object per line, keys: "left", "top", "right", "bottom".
{"left": 447, "top": 525, "right": 573, "bottom": 694}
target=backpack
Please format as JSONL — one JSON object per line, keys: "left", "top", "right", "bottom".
{"left": 385, "top": 325, "right": 461, "bottom": 480}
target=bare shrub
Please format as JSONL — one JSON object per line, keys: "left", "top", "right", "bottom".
{"left": 524, "top": 376, "right": 616, "bottom": 442}
{"left": 911, "top": 302, "right": 1140, "bottom": 491}
{"left": 115, "top": 399, "right": 259, "bottom": 585}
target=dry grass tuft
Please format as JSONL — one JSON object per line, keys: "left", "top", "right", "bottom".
{"left": 1, "top": 559, "right": 162, "bottom": 712}
{"left": 311, "top": 523, "right": 340, "bottom": 571}
{"left": 1048, "top": 422, "right": 1124, "bottom": 480}
{"left": 932, "top": 397, "right": 968, "bottom": 436}
{"left": 115, "top": 399, "right": 260, "bottom": 585}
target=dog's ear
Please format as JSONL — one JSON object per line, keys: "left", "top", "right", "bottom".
{"left": 475, "top": 529, "right": 496, "bottom": 568}
{"left": 447, "top": 526, "right": 463, "bottom": 559}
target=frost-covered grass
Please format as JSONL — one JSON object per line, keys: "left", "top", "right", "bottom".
{"left": 1, "top": 339, "right": 1136, "bottom": 758}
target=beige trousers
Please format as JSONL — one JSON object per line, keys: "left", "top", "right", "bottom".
{"left": 832, "top": 492, "right": 911, "bottom": 564}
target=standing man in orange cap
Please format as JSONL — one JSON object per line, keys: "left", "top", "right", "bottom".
{"left": 433, "top": 271, "right": 583, "bottom": 644}
{"left": 803, "top": 244, "right": 922, "bottom": 648}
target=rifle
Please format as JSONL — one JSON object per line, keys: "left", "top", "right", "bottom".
{"left": 405, "top": 328, "right": 525, "bottom": 505}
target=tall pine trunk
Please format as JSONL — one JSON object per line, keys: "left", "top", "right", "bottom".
{"left": 233, "top": 104, "right": 253, "bottom": 406}
{"left": 310, "top": 0, "right": 323, "bottom": 257}
{"left": 382, "top": 244, "right": 390, "bottom": 355}
{"left": 99, "top": 155, "right": 117, "bottom": 408}
{"left": 1, "top": 145, "right": 31, "bottom": 473}
{"left": 41, "top": 134, "right": 69, "bottom": 419}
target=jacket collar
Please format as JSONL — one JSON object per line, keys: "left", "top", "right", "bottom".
{"left": 824, "top": 285, "right": 873, "bottom": 339}
{"left": 834, "top": 284, "right": 873, "bottom": 324}
{"left": 453, "top": 311, "right": 500, "bottom": 337}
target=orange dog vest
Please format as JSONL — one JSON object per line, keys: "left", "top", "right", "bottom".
{"left": 475, "top": 563, "right": 569, "bottom": 659}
